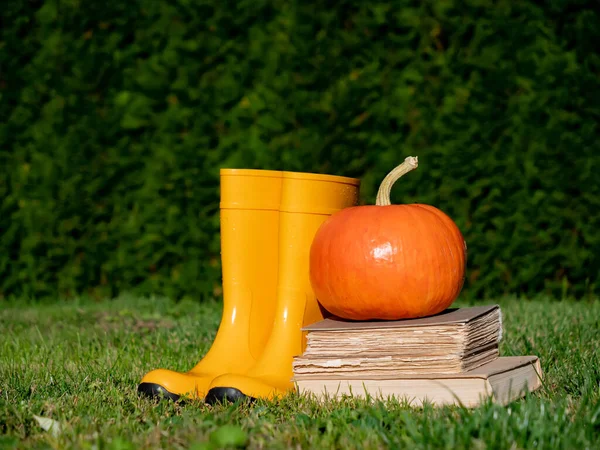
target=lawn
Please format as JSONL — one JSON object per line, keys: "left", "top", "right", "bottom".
{"left": 1, "top": 295, "right": 599, "bottom": 449}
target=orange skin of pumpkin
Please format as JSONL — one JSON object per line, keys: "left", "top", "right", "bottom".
{"left": 309, "top": 203, "right": 467, "bottom": 321}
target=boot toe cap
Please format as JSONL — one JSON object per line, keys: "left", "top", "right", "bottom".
{"left": 138, "top": 381, "right": 181, "bottom": 401}
{"left": 205, "top": 374, "right": 290, "bottom": 404}
{"left": 138, "top": 369, "right": 210, "bottom": 400}
{"left": 205, "top": 386, "right": 254, "bottom": 405}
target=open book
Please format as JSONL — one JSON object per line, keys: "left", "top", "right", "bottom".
{"left": 294, "top": 305, "right": 502, "bottom": 376}
{"left": 294, "top": 356, "right": 543, "bottom": 407}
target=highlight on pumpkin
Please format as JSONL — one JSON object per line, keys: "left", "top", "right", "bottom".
{"left": 309, "top": 156, "right": 467, "bottom": 321}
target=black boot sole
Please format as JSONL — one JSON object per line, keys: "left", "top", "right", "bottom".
{"left": 205, "top": 387, "right": 255, "bottom": 405}
{"left": 137, "top": 382, "right": 181, "bottom": 402}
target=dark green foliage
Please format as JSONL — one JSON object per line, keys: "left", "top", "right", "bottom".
{"left": 1, "top": 0, "right": 599, "bottom": 300}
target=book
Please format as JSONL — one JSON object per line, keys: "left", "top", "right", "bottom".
{"left": 294, "top": 305, "right": 502, "bottom": 376}
{"left": 294, "top": 356, "right": 543, "bottom": 407}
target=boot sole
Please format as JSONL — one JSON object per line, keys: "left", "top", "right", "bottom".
{"left": 205, "top": 387, "right": 255, "bottom": 405}
{"left": 138, "top": 383, "right": 181, "bottom": 402}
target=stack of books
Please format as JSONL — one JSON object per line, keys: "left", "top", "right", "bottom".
{"left": 292, "top": 305, "right": 542, "bottom": 407}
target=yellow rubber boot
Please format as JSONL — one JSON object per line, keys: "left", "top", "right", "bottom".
{"left": 205, "top": 171, "right": 359, "bottom": 403}
{"left": 138, "top": 169, "right": 282, "bottom": 401}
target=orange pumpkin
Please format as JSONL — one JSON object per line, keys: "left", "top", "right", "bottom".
{"left": 309, "top": 157, "right": 467, "bottom": 320}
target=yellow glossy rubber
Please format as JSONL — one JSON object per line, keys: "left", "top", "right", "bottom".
{"left": 207, "top": 171, "right": 360, "bottom": 400}
{"left": 139, "top": 169, "right": 282, "bottom": 399}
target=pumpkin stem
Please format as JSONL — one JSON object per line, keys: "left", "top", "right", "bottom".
{"left": 375, "top": 156, "right": 419, "bottom": 206}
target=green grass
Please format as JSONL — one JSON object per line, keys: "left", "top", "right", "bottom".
{"left": 1, "top": 296, "right": 599, "bottom": 449}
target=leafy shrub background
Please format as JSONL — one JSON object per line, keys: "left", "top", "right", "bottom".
{"left": 1, "top": 0, "right": 599, "bottom": 301}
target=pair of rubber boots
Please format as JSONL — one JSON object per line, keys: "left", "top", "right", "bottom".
{"left": 138, "top": 168, "right": 360, "bottom": 403}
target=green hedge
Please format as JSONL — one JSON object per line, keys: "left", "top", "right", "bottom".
{"left": 2, "top": 0, "right": 599, "bottom": 301}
